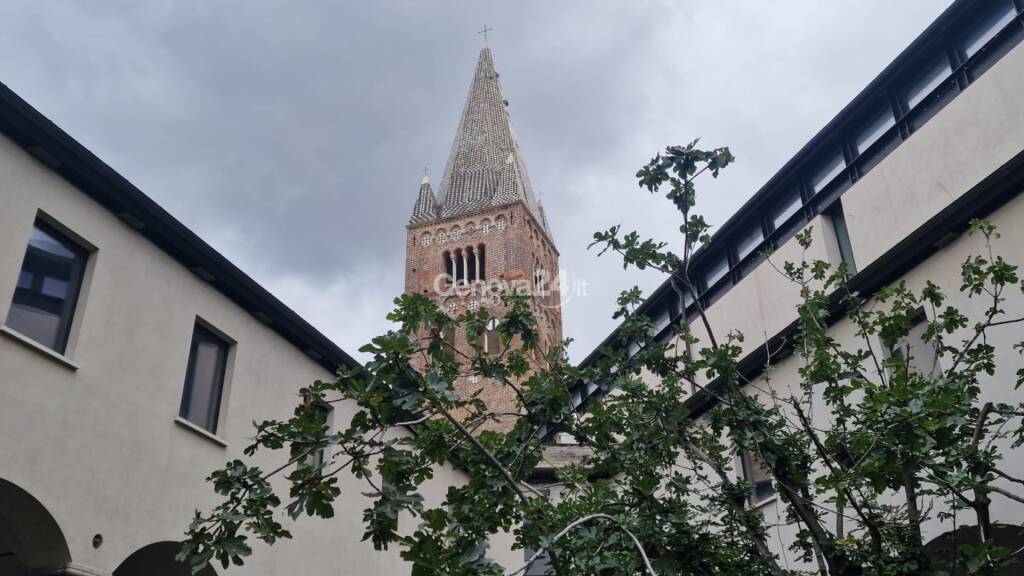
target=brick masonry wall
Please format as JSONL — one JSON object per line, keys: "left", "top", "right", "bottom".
{"left": 405, "top": 200, "right": 562, "bottom": 431}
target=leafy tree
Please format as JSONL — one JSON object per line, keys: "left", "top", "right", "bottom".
{"left": 180, "top": 142, "right": 1024, "bottom": 575}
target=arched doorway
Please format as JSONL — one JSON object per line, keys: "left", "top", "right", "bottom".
{"left": 0, "top": 477, "right": 71, "bottom": 575}
{"left": 114, "top": 541, "right": 216, "bottom": 576}
{"left": 926, "top": 524, "right": 1024, "bottom": 575}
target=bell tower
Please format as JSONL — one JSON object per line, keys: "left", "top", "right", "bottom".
{"left": 404, "top": 44, "right": 562, "bottom": 430}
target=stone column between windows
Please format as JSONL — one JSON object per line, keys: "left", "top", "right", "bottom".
{"left": 461, "top": 249, "right": 469, "bottom": 285}
{"left": 449, "top": 251, "right": 457, "bottom": 284}
{"left": 473, "top": 246, "right": 480, "bottom": 283}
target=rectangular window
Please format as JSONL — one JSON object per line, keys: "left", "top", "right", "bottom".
{"left": 809, "top": 151, "right": 847, "bottom": 194}
{"left": 735, "top": 224, "right": 763, "bottom": 261}
{"left": 179, "top": 322, "right": 231, "bottom": 433}
{"left": 651, "top": 306, "right": 672, "bottom": 334}
{"left": 904, "top": 56, "right": 952, "bottom": 111}
{"left": 740, "top": 449, "right": 775, "bottom": 505}
{"left": 6, "top": 220, "right": 89, "bottom": 353}
{"left": 771, "top": 188, "right": 803, "bottom": 231}
{"left": 888, "top": 312, "right": 939, "bottom": 377}
{"left": 824, "top": 201, "right": 857, "bottom": 274}
{"left": 682, "top": 287, "right": 694, "bottom": 311}
{"left": 303, "top": 396, "right": 333, "bottom": 472}
{"left": 702, "top": 255, "right": 730, "bottom": 290}
{"left": 958, "top": 0, "right": 1017, "bottom": 60}
{"left": 853, "top": 106, "right": 896, "bottom": 156}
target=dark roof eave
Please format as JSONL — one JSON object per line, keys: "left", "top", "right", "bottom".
{"left": 576, "top": 0, "right": 973, "bottom": 372}
{"left": 0, "top": 81, "right": 360, "bottom": 374}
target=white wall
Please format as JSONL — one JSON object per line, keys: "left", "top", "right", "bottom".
{"left": 655, "top": 37, "right": 1024, "bottom": 566}
{"left": 0, "top": 133, "right": 518, "bottom": 575}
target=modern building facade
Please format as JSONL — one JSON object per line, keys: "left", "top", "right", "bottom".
{"left": 405, "top": 44, "right": 562, "bottom": 431}
{"left": 567, "top": 0, "right": 1024, "bottom": 567}
{"left": 0, "top": 73, "right": 519, "bottom": 575}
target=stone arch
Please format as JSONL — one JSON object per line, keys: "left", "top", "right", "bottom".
{"left": 114, "top": 541, "right": 217, "bottom": 576}
{"left": 924, "top": 525, "right": 1024, "bottom": 575}
{"left": 0, "top": 477, "right": 71, "bottom": 574}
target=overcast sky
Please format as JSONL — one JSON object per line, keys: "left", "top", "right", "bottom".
{"left": 0, "top": 1, "right": 953, "bottom": 362}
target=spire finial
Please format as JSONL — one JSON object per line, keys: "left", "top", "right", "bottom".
{"left": 478, "top": 24, "right": 493, "bottom": 43}
{"left": 421, "top": 166, "right": 430, "bottom": 185}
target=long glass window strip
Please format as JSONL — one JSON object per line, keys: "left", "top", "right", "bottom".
{"left": 582, "top": 5, "right": 1024, "bottom": 379}
{"left": 960, "top": 0, "right": 1018, "bottom": 59}
{"left": 854, "top": 106, "right": 896, "bottom": 155}
{"left": 5, "top": 221, "right": 88, "bottom": 353}
{"left": 771, "top": 190, "right": 803, "bottom": 230}
{"left": 652, "top": 307, "right": 673, "bottom": 333}
{"left": 810, "top": 151, "right": 847, "bottom": 194}
{"left": 703, "top": 256, "right": 730, "bottom": 289}
{"left": 736, "top": 225, "right": 763, "bottom": 260}
{"left": 904, "top": 56, "right": 953, "bottom": 110}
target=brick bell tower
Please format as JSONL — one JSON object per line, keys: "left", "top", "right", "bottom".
{"left": 405, "top": 43, "right": 562, "bottom": 430}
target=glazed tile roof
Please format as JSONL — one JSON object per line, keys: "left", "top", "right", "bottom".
{"left": 411, "top": 45, "right": 549, "bottom": 234}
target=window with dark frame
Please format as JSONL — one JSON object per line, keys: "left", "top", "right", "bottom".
{"left": 567, "top": 2, "right": 1022, "bottom": 393}
{"left": 179, "top": 322, "right": 231, "bottom": 434}
{"left": 483, "top": 318, "right": 500, "bottom": 356}
{"left": 902, "top": 54, "right": 957, "bottom": 131}
{"left": 735, "top": 224, "right": 764, "bottom": 262}
{"left": 702, "top": 255, "right": 730, "bottom": 291}
{"left": 770, "top": 188, "right": 803, "bottom": 232}
{"left": 904, "top": 56, "right": 953, "bottom": 111}
{"left": 958, "top": 0, "right": 1017, "bottom": 60}
{"left": 303, "top": 394, "right": 333, "bottom": 473}
{"left": 853, "top": 105, "right": 896, "bottom": 156}
{"left": 824, "top": 201, "right": 857, "bottom": 274}
{"left": 740, "top": 449, "right": 776, "bottom": 505}
{"left": 886, "top": 311, "right": 940, "bottom": 377}
{"left": 809, "top": 150, "right": 847, "bottom": 195}
{"left": 443, "top": 251, "right": 454, "bottom": 284}
{"left": 6, "top": 219, "right": 89, "bottom": 354}
{"left": 478, "top": 243, "right": 487, "bottom": 280}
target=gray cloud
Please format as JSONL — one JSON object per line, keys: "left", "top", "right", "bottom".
{"left": 0, "top": 1, "right": 952, "bottom": 360}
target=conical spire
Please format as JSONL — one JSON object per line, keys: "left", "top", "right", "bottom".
{"left": 410, "top": 174, "right": 438, "bottom": 224}
{"left": 426, "top": 45, "right": 549, "bottom": 233}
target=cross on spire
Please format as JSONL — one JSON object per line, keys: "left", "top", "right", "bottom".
{"left": 478, "top": 25, "right": 493, "bottom": 42}
{"left": 422, "top": 166, "right": 429, "bottom": 177}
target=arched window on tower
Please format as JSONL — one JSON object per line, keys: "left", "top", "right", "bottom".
{"left": 477, "top": 244, "right": 486, "bottom": 281}
{"left": 480, "top": 318, "right": 500, "bottom": 356}
{"left": 467, "top": 246, "right": 477, "bottom": 283}
{"left": 443, "top": 250, "right": 454, "bottom": 284}
{"left": 455, "top": 249, "right": 465, "bottom": 285}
